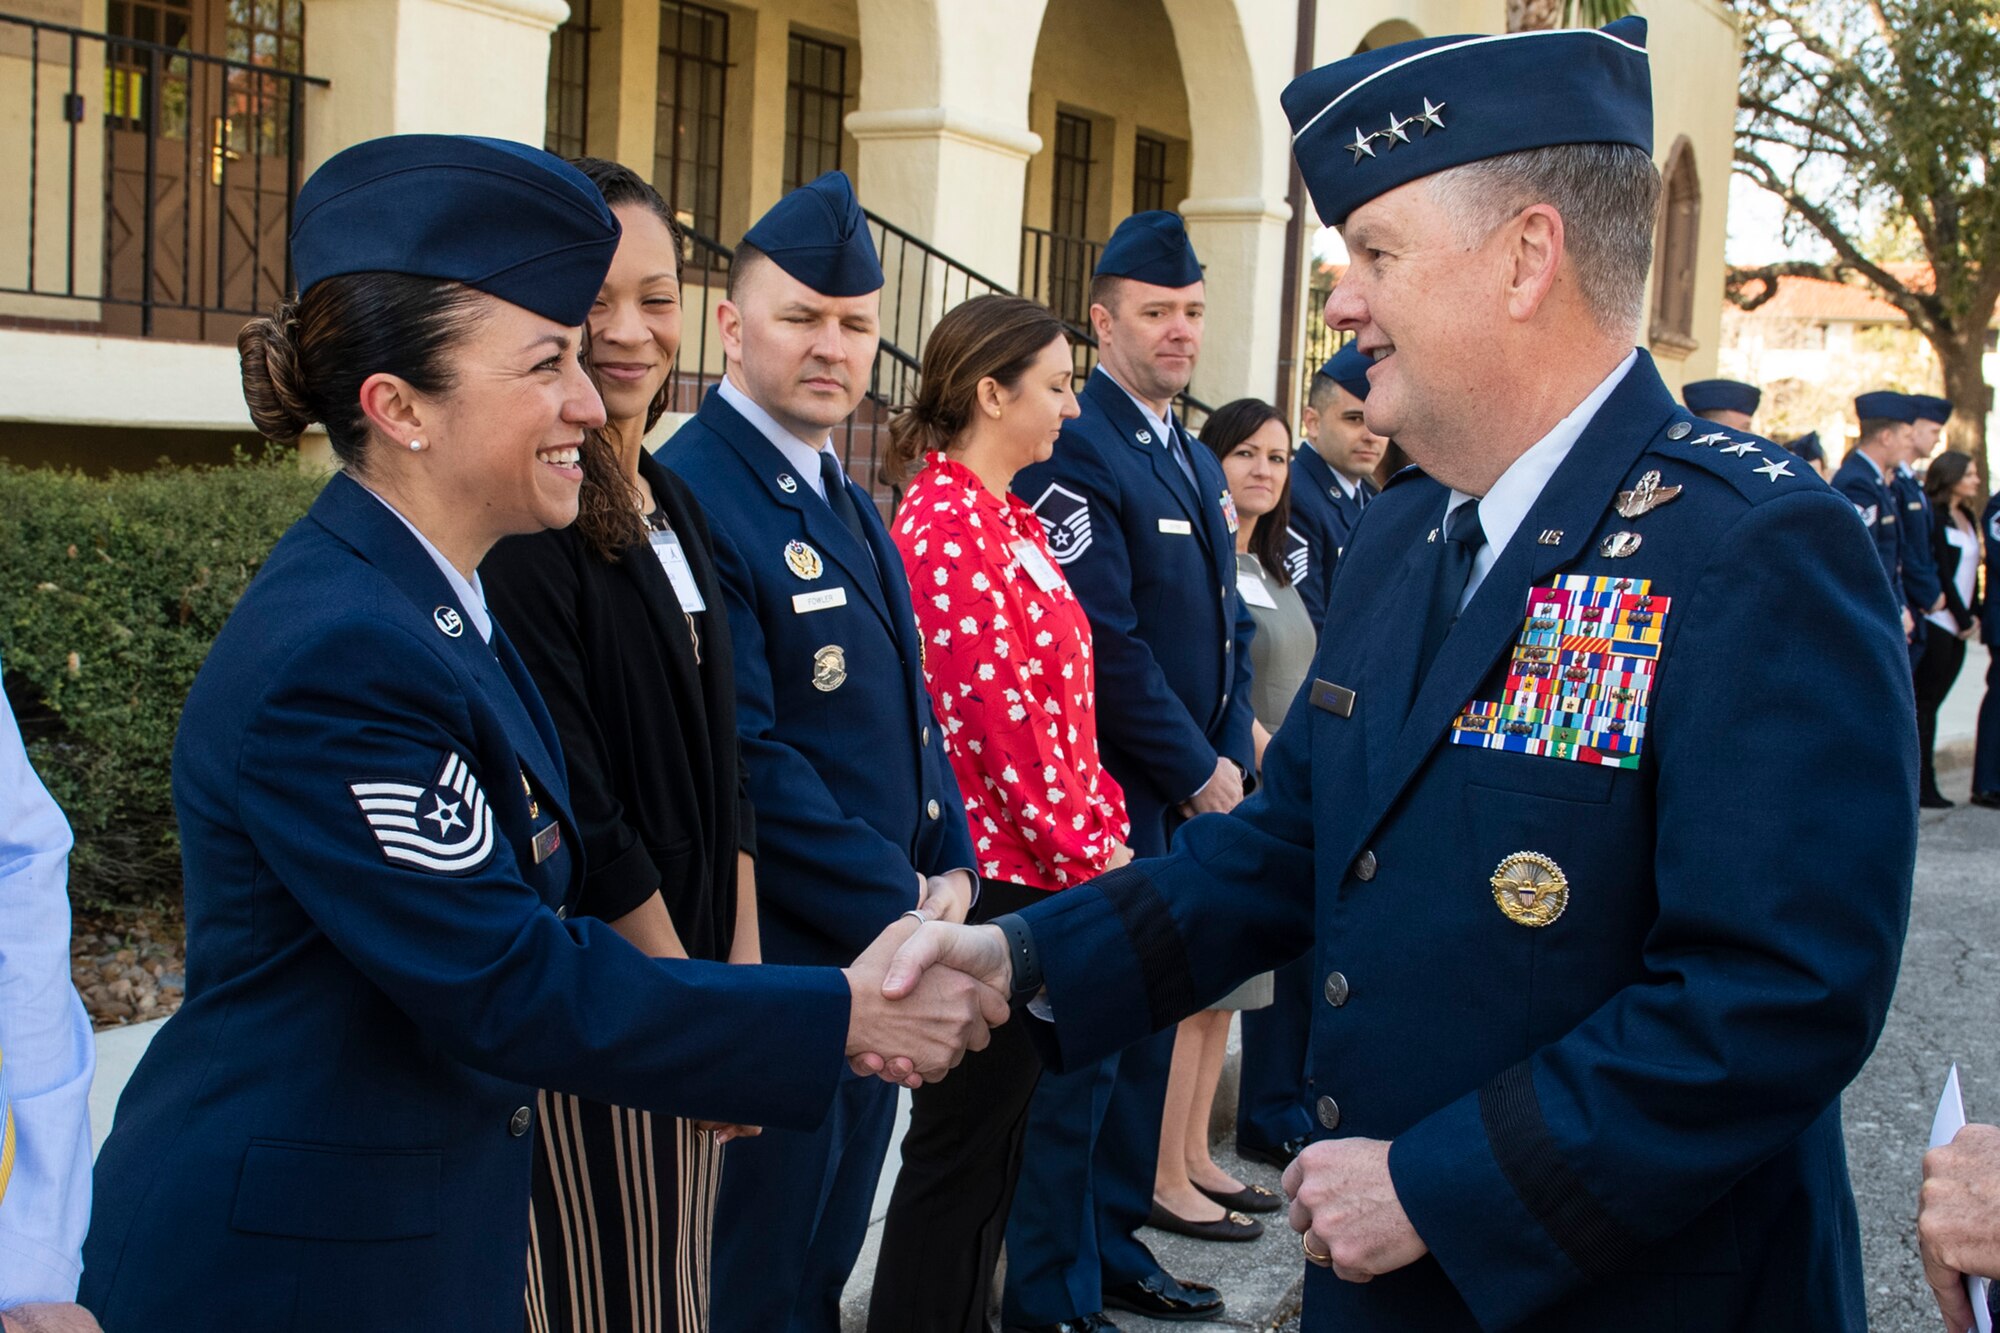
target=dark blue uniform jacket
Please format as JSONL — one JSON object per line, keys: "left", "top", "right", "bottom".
{"left": 660, "top": 388, "right": 974, "bottom": 966}
{"left": 1831, "top": 449, "right": 1902, "bottom": 602}
{"left": 1017, "top": 355, "right": 1915, "bottom": 1331}
{"left": 1893, "top": 465, "right": 1944, "bottom": 616}
{"left": 1986, "top": 495, "right": 2000, "bottom": 644}
{"left": 1288, "top": 446, "right": 1375, "bottom": 630}
{"left": 1013, "top": 368, "right": 1254, "bottom": 851}
{"left": 80, "top": 474, "right": 848, "bottom": 1331}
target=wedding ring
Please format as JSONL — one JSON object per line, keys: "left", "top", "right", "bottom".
{"left": 900, "top": 909, "right": 930, "bottom": 926}
{"left": 1301, "top": 1231, "right": 1332, "bottom": 1267}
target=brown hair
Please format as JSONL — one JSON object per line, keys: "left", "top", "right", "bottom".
{"left": 1201, "top": 397, "right": 1295, "bottom": 586}
{"left": 1924, "top": 448, "right": 1975, "bottom": 520}
{"left": 570, "top": 157, "right": 686, "bottom": 563}
{"left": 238, "top": 273, "right": 487, "bottom": 464}
{"left": 883, "top": 294, "right": 1071, "bottom": 485}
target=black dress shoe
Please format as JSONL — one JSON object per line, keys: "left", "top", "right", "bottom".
{"left": 1103, "top": 1271, "right": 1224, "bottom": 1321}
{"left": 1148, "top": 1199, "right": 1265, "bottom": 1241}
{"left": 1235, "top": 1135, "right": 1306, "bottom": 1170}
{"left": 1972, "top": 791, "right": 2000, "bottom": 809}
{"left": 1922, "top": 792, "right": 1957, "bottom": 809}
{"left": 1004, "top": 1317, "right": 1119, "bottom": 1333}
{"left": 1196, "top": 1179, "right": 1284, "bottom": 1213}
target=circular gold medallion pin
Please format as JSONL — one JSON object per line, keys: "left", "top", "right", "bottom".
{"left": 785, "top": 540, "right": 824, "bottom": 580}
{"left": 1491, "top": 852, "right": 1568, "bottom": 927}
{"left": 812, "top": 644, "right": 847, "bottom": 692}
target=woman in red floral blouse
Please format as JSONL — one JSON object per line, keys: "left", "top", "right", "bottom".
{"left": 867, "top": 295, "right": 1132, "bottom": 1333}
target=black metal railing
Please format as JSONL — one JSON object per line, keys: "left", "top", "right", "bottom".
{"left": 1297, "top": 273, "right": 1348, "bottom": 427}
{"left": 1, "top": 13, "right": 326, "bottom": 341}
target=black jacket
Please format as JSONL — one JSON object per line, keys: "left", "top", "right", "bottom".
{"left": 1929, "top": 502, "right": 1985, "bottom": 634}
{"left": 484, "top": 448, "right": 752, "bottom": 959}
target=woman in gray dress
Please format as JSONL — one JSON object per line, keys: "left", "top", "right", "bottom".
{"left": 1147, "top": 398, "right": 1319, "bottom": 1242}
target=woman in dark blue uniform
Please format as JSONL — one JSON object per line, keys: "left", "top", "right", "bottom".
{"left": 78, "top": 134, "right": 1000, "bottom": 1333}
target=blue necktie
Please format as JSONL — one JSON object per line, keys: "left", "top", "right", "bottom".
{"left": 818, "top": 450, "right": 870, "bottom": 551}
{"left": 1417, "top": 500, "right": 1485, "bottom": 681}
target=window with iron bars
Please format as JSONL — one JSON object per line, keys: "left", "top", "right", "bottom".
{"left": 784, "top": 32, "right": 846, "bottom": 194}
{"left": 545, "top": 0, "right": 591, "bottom": 161}
{"left": 1132, "top": 133, "right": 1168, "bottom": 214}
{"left": 656, "top": 0, "right": 728, "bottom": 240}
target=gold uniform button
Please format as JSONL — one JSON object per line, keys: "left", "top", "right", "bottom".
{"left": 1353, "top": 850, "right": 1378, "bottom": 882}
{"left": 1323, "top": 972, "right": 1350, "bottom": 1007}
{"left": 509, "top": 1106, "right": 533, "bottom": 1137}
{"left": 1316, "top": 1096, "right": 1342, "bottom": 1131}
{"left": 927, "top": 800, "right": 941, "bottom": 820}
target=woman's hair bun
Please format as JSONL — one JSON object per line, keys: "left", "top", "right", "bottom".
{"left": 238, "top": 302, "right": 317, "bottom": 441}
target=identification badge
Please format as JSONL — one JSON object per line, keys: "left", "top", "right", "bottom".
{"left": 532, "top": 820, "right": 562, "bottom": 865}
{"left": 793, "top": 587, "right": 848, "bottom": 614}
{"left": 1158, "top": 517, "right": 1193, "bottom": 535}
{"left": 649, "top": 530, "right": 706, "bottom": 612}
{"left": 1235, "top": 569, "right": 1278, "bottom": 609}
{"left": 1012, "top": 540, "right": 1063, "bottom": 593}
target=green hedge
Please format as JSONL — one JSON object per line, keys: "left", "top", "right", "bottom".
{"left": 0, "top": 450, "right": 323, "bottom": 908}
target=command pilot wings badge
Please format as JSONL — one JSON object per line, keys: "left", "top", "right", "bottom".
{"left": 1031, "top": 482, "right": 1093, "bottom": 566}
{"left": 350, "top": 751, "right": 495, "bottom": 875}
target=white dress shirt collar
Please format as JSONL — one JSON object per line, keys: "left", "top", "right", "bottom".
{"left": 717, "top": 375, "right": 835, "bottom": 499}
{"left": 1108, "top": 372, "right": 1180, "bottom": 448}
{"left": 1446, "top": 349, "right": 1638, "bottom": 608}
{"left": 358, "top": 483, "right": 493, "bottom": 643}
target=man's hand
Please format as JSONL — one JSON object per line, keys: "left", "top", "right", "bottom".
{"left": 918, "top": 869, "right": 976, "bottom": 925}
{"left": 881, "top": 921, "right": 1014, "bottom": 1003}
{"left": 0, "top": 1304, "right": 105, "bottom": 1333}
{"left": 1283, "top": 1139, "right": 1428, "bottom": 1284}
{"left": 1919, "top": 1122, "right": 2000, "bottom": 1331}
{"left": 1181, "top": 757, "right": 1245, "bottom": 818}
{"left": 1904, "top": 606, "right": 1917, "bottom": 641}
{"left": 844, "top": 915, "right": 1008, "bottom": 1088}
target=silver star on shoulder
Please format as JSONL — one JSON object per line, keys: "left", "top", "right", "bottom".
{"left": 1718, "top": 441, "right": 1760, "bottom": 457}
{"left": 1753, "top": 458, "right": 1795, "bottom": 482}
{"left": 1348, "top": 126, "right": 1377, "bottom": 162}
{"left": 1689, "top": 432, "right": 1729, "bottom": 447}
{"left": 1384, "top": 113, "right": 1412, "bottom": 146}
{"left": 1419, "top": 98, "right": 1447, "bottom": 133}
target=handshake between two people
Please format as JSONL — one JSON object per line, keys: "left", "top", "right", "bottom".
{"left": 840, "top": 871, "right": 1018, "bottom": 1089}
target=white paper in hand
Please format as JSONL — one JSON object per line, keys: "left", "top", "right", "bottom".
{"left": 1930, "top": 1064, "right": 1993, "bottom": 1332}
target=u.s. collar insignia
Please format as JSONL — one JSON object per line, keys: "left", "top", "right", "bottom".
{"left": 1537, "top": 529, "right": 1564, "bottom": 546}
{"left": 1600, "top": 531, "right": 1643, "bottom": 559}
{"left": 1136, "top": 430, "right": 1153, "bottom": 445}
{"left": 785, "top": 540, "right": 824, "bottom": 580}
{"left": 433, "top": 606, "right": 464, "bottom": 638}
{"left": 777, "top": 473, "right": 799, "bottom": 493}
{"left": 1492, "top": 852, "right": 1567, "bottom": 927}
{"left": 812, "top": 644, "right": 847, "bottom": 692}
{"left": 1615, "top": 470, "right": 1682, "bottom": 520}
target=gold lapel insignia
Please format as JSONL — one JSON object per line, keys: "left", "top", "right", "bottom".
{"left": 1616, "top": 470, "right": 1683, "bottom": 520}
{"left": 812, "top": 644, "right": 848, "bottom": 692}
{"left": 1491, "top": 852, "right": 1568, "bottom": 927}
{"left": 785, "top": 540, "right": 824, "bottom": 580}
{"left": 1600, "top": 531, "right": 1643, "bottom": 559}
{"left": 521, "top": 771, "right": 538, "bottom": 819}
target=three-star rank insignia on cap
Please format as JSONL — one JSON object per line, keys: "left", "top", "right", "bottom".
{"left": 812, "top": 644, "right": 847, "bottom": 692}
{"left": 350, "top": 751, "right": 495, "bottom": 875}
{"left": 1491, "top": 851, "right": 1568, "bottom": 928}
{"left": 785, "top": 540, "right": 824, "bottom": 580}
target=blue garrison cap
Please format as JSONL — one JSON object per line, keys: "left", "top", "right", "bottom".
{"left": 1911, "top": 394, "right": 1953, "bottom": 423}
{"left": 1683, "top": 378, "right": 1761, "bottom": 417}
{"left": 1854, "top": 391, "right": 1919, "bottom": 423}
{"left": 1783, "top": 432, "right": 1825, "bottom": 464}
{"left": 740, "top": 171, "right": 883, "bottom": 297}
{"left": 290, "top": 134, "right": 619, "bottom": 327}
{"left": 1094, "top": 211, "right": 1204, "bottom": 288}
{"left": 1282, "top": 17, "right": 1653, "bottom": 227}
{"left": 1317, "top": 341, "right": 1373, "bottom": 401}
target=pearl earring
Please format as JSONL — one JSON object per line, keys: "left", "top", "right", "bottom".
{"left": 408, "top": 439, "right": 425, "bottom": 452}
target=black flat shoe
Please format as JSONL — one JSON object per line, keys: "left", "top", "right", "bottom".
{"left": 1922, "top": 792, "right": 1957, "bottom": 809}
{"left": 1103, "top": 1271, "right": 1224, "bottom": 1321}
{"left": 1235, "top": 1135, "right": 1306, "bottom": 1170}
{"left": 1004, "top": 1316, "right": 1120, "bottom": 1333}
{"left": 1148, "top": 1199, "right": 1265, "bottom": 1242}
{"left": 1973, "top": 791, "right": 2000, "bottom": 809}
{"left": 1195, "top": 1179, "right": 1283, "bottom": 1213}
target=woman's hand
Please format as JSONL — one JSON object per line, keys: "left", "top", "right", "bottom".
{"left": 1107, "top": 842, "right": 1135, "bottom": 871}
{"left": 919, "top": 869, "right": 976, "bottom": 925}
{"left": 695, "top": 1122, "right": 762, "bottom": 1144}
{"left": 1252, "top": 720, "right": 1272, "bottom": 774}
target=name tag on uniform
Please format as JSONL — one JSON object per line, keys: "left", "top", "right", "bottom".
{"left": 1012, "top": 540, "right": 1063, "bottom": 592}
{"left": 1907, "top": 501, "right": 1924, "bottom": 511}
{"left": 793, "top": 587, "right": 848, "bottom": 614}
{"left": 1158, "top": 517, "right": 1192, "bottom": 535}
{"left": 649, "top": 530, "right": 706, "bottom": 612}
{"left": 1310, "top": 679, "right": 1356, "bottom": 717}
{"left": 1236, "top": 569, "right": 1279, "bottom": 609}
